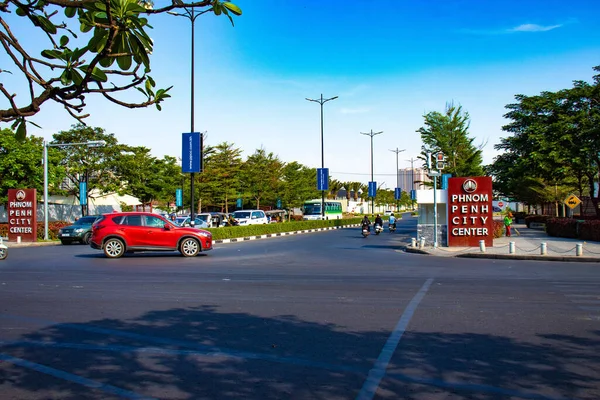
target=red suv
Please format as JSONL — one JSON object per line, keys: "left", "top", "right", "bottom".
{"left": 90, "top": 212, "right": 212, "bottom": 258}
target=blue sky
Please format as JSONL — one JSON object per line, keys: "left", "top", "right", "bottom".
{"left": 8, "top": 0, "right": 600, "bottom": 188}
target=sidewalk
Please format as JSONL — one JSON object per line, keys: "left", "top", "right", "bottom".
{"left": 405, "top": 224, "right": 600, "bottom": 262}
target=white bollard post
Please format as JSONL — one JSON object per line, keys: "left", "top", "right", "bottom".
{"left": 509, "top": 241, "right": 515, "bottom": 254}
{"left": 411, "top": 238, "right": 416, "bottom": 248}
{"left": 17, "top": 236, "right": 21, "bottom": 244}
{"left": 479, "top": 240, "right": 486, "bottom": 253}
{"left": 540, "top": 242, "right": 547, "bottom": 255}
{"left": 576, "top": 243, "right": 583, "bottom": 257}
{"left": 419, "top": 237, "right": 425, "bottom": 249}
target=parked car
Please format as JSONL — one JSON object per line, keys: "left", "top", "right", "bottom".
{"left": 58, "top": 215, "right": 102, "bottom": 245}
{"left": 174, "top": 215, "right": 210, "bottom": 229}
{"left": 90, "top": 212, "right": 212, "bottom": 258}
{"left": 231, "top": 210, "right": 269, "bottom": 225}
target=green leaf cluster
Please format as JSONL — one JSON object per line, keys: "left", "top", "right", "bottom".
{"left": 490, "top": 65, "right": 600, "bottom": 215}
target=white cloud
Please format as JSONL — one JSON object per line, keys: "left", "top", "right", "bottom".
{"left": 508, "top": 23, "right": 563, "bottom": 33}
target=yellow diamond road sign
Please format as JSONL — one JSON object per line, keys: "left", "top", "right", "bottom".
{"left": 564, "top": 194, "right": 581, "bottom": 209}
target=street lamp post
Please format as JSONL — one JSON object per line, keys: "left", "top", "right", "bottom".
{"left": 361, "top": 130, "right": 383, "bottom": 215}
{"left": 43, "top": 140, "right": 105, "bottom": 240}
{"left": 306, "top": 94, "right": 338, "bottom": 219}
{"left": 169, "top": 7, "right": 204, "bottom": 225}
{"left": 390, "top": 147, "right": 405, "bottom": 211}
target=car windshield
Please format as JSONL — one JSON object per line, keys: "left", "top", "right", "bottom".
{"left": 303, "top": 204, "right": 321, "bottom": 215}
{"left": 196, "top": 215, "right": 209, "bottom": 222}
{"left": 74, "top": 216, "right": 97, "bottom": 225}
{"left": 233, "top": 211, "right": 251, "bottom": 219}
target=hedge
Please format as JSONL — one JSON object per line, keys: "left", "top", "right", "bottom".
{"left": 0, "top": 221, "right": 71, "bottom": 241}
{"left": 492, "top": 220, "right": 505, "bottom": 238}
{"left": 543, "top": 218, "right": 600, "bottom": 242}
{"left": 206, "top": 218, "right": 363, "bottom": 241}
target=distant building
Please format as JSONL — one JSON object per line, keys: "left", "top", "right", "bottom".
{"left": 398, "top": 167, "right": 431, "bottom": 192}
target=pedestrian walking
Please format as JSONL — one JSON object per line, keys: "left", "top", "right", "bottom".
{"left": 504, "top": 212, "right": 513, "bottom": 237}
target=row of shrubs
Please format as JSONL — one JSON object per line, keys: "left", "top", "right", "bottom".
{"left": 206, "top": 218, "right": 364, "bottom": 241}
{"left": 545, "top": 218, "right": 600, "bottom": 242}
{"left": 0, "top": 221, "right": 71, "bottom": 241}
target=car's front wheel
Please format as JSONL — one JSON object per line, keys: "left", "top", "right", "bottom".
{"left": 0, "top": 248, "right": 7, "bottom": 260}
{"left": 103, "top": 238, "right": 125, "bottom": 258}
{"left": 180, "top": 238, "right": 200, "bottom": 257}
{"left": 82, "top": 232, "right": 92, "bottom": 245}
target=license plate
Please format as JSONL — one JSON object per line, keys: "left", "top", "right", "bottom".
{"left": 62, "top": 234, "right": 70, "bottom": 237}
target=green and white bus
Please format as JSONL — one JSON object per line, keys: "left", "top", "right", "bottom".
{"left": 302, "top": 199, "right": 343, "bottom": 220}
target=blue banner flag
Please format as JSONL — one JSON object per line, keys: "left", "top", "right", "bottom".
{"left": 79, "top": 182, "right": 87, "bottom": 205}
{"left": 410, "top": 189, "right": 416, "bottom": 200}
{"left": 276, "top": 198, "right": 282, "bottom": 209}
{"left": 394, "top": 188, "right": 402, "bottom": 200}
{"left": 442, "top": 173, "right": 452, "bottom": 190}
{"left": 368, "top": 181, "right": 377, "bottom": 197}
{"left": 176, "top": 188, "right": 183, "bottom": 207}
{"left": 236, "top": 198, "right": 242, "bottom": 208}
{"left": 182, "top": 132, "right": 202, "bottom": 173}
{"left": 317, "top": 168, "right": 329, "bottom": 191}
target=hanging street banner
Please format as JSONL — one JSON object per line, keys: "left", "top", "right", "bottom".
{"left": 182, "top": 132, "right": 202, "bottom": 173}
{"left": 394, "top": 188, "right": 402, "bottom": 200}
{"left": 7, "top": 189, "right": 37, "bottom": 242}
{"left": 441, "top": 173, "right": 452, "bottom": 190}
{"left": 368, "top": 181, "right": 377, "bottom": 198}
{"left": 176, "top": 188, "right": 183, "bottom": 207}
{"left": 447, "top": 177, "right": 493, "bottom": 247}
{"left": 317, "top": 168, "right": 329, "bottom": 191}
{"left": 79, "top": 182, "right": 87, "bottom": 205}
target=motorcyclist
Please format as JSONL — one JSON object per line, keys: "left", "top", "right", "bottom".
{"left": 388, "top": 213, "right": 396, "bottom": 230}
{"left": 361, "top": 215, "right": 371, "bottom": 231}
{"left": 374, "top": 214, "right": 383, "bottom": 228}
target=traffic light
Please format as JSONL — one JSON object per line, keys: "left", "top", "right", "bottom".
{"left": 436, "top": 152, "right": 445, "bottom": 170}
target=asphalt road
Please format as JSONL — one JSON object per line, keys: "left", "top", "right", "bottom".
{"left": 0, "top": 216, "right": 599, "bottom": 399}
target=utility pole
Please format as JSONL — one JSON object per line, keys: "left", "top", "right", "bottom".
{"left": 306, "top": 94, "right": 338, "bottom": 219}
{"left": 406, "top": 157, "right": 416, "bottom": 210}
{"left": 390, "top": 148, "right": 405, "bottom": 211}
{"left": 361, "top": 130, "right": 383, "bottom": 215}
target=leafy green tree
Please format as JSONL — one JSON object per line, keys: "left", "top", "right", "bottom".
{"left": 112, "top": 146, "right": 182, "bottom": 210}
{"left": 417, "top": 103, "right": 485, "bottom": 177}
{"left": 0, "top": 129, "right": 63, "bottom": 204}
{"left": 491, "top": 65, "right": 600, "bottom": 215}
{"left": 1, "top": 0, "right": 241, "bottom": 137}
{"left": 203, "top": 142, "right": 243, "bottom": 213}
{"left": 240, "top": 148, "right": 283, "bottom": 209}
{"left": 280, "top": 162, "right": 320, "bottom": 211}
{"left": 51, "top": 124, "right": 124, "bottom": 214}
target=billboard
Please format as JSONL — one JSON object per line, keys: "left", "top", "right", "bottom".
{"left": 7, "top": 189, "right": 37, "bottom": 242}
{"left": 447, "top": 177, "right": 493, "bottom": 247}
{"left": 182, "top": 132, "right": 202, "bottom": 173}
{"left": 317, "top": 168, "right": 329, "bottom": 191}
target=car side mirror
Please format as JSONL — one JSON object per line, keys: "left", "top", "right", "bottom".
{"left": 164, "top": 223, "right": 171, "bottom": 230}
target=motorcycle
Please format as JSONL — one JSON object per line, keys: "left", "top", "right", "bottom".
{"left": 0, "top": 237, "right": 7, "bottom": 260}
{"left": 361, "top": 224, "right": 370, "bottom": 238}
{"left": 389, "top": 222, "right": 396, "bottom": 232}
{"left": 374, "top": 223, "right": 383, "bottom": 235}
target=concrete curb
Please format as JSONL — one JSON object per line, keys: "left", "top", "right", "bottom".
{"left": 214, "top": 225, "right": 359, "bottom": 244}
{"left": 3, "top": 241, "right": 60, "bottom": 248}
{"left": 405, "top": 245, "right": 600, "bottom": 263}
{"left": 457, "top": 253, "right": 600, "bottom": 263}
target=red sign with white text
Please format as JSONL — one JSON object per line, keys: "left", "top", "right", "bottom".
{"left": 7, "top": 189, "right": 37, "bottom": 242}
{"left": 447, "top": 177, "right": 493, "bottom": 247}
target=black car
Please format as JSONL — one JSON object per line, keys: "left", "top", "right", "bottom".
{"left": 58, "top": 215, "right": 101, "bottom": 245}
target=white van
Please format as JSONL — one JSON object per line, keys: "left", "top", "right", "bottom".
{"left": 232, "top": 210, "right": 268, "bottom": 225}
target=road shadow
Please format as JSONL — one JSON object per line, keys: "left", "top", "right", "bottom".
{"left": 1, "top": 307, "right": 598, "bottom": 399}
